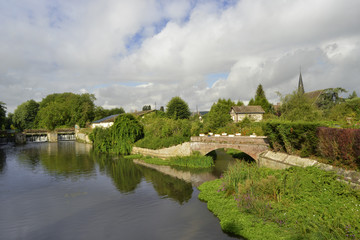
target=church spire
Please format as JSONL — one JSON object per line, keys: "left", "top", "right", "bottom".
{"left": 298, "top": 68, "right": 304, "bottom": 94}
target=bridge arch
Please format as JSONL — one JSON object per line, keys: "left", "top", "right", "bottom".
{"left": 190, "top": 136, "right": 269, "bottom": 162}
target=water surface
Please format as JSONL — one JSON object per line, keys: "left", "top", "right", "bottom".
{"left": 0, "top": 142, "right": 240, "bottom": 240}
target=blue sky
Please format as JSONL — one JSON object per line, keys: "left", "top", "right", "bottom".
{"left": 1, "top": 0, "right": 360, "bottom": 113}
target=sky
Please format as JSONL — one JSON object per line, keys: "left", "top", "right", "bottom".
{"left": 1, "top": 0, "right": 360, "bottom": 114}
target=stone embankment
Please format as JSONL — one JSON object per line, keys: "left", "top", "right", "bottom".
{"left": 132, "top": 142, "right": 191, "bottom": 158}
{"left": 259, "top": 151, "right": 360, "bottom": 188}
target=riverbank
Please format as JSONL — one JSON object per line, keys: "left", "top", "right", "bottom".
{"left": 198, "top": 161, "right": 360, "bottom": 239}
{"left": 126, "top": 154, "right": 214, "bottom": 169}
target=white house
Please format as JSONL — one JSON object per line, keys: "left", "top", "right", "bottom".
{"left": 230, "top": 106, "right": 265, "bottom": 122}
{"left": 91, "top": 114, "right": 120, "bottom": 128}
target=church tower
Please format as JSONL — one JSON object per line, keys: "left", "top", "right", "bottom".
{"left": 298, "top": 70, "right": 305, "bottom": 94}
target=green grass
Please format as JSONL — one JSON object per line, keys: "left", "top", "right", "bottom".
{"left": 199, "top": 161, "right": 360, "bottom": 239}
{"left": 130, "top": 154, "right": 214, "bottom": 169}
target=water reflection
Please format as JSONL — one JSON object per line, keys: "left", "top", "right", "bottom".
{"left": 0, "top": 142, "right": 239, "bottom": 240}
{"left": 142, "top": 167, "right": 193, "bottom": 204}
{"left": 17, "top": 142, "right": 96, "bottom": 179}
{"left": 0, "top": 148, "right": 6, "bottom": 173}
{"left": 95, "top": 155, "right": 142, "bottom": 193}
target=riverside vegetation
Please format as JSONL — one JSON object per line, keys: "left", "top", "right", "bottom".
{"left": 199, "top": 161, "right": 360, "bottom": 239}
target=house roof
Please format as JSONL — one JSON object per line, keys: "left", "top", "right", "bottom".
{"left": 132, "top": 109, "right": 156, "bottom": 116}
{"left": 304, "top": 90, "right": 324, "bottom": 104}
{"left": 231, "top": 106, "right": 265, "bottom": 114}
{"left": 92, "top": 114, "right": 120, "bottom": 123}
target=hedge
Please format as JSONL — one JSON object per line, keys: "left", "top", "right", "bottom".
{"left": 262, "top": 121, "right": 321, "bottom": 157}
{"left": 263, "top": 121, "right": 360, "bottom": 170}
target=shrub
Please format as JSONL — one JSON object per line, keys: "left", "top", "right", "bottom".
{"left": 317, "top": 127, "right": 360, "bottom": 169}
{"left": 91, "top": 114, "right": 144, "bottom": 155}
{"left": 136, "top": 114, "right": 191, "bottom": 149}
{"left": 263, "top": 121, "right": 321, "bottom": 156}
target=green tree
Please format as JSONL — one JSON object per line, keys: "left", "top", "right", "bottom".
{"left": 248, "top": 84, "right": 272, "bottom": 113}
{"left": 142, "top": 105, "right": 151, "bottom": 111}
{"left": 0, "top": 101, "right": 6, "bottom": 129}
{"left": 12, "top": 99, "right": 39, "bottom": 130}
{"left": 348, "top": 91, "right": 358, "bottom": 99}
{"left": 92, "top": 114, "right": 144, "bottom": 155}
{"left": 166, "top": 97, "right": 191, "bottom": 120}
{"left": 36, "top": 92, "right": 96, "bottom": 130}
{"left": 94, "top": 106, "right": 125, "bottom": 121}
{"left": 205, "top": 98, "right": 234, "bottom": 131}
{"left": 280, "top": 91, "right": 321, "bottom": 121}
{"left": 316, "top": 88, "right": 347, "bottom": 111}
{"left": 5, "top": 113, "right": 14, "bottom": 129}
{"left": 37, "top": 102, "right": 69, "bottom": 130}
{"left": 160, "top": 106, "right": 165, "bottom": 112}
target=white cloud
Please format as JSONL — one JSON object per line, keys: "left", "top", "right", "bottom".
{"left": 1, "top": 0, "right": 360, "bottom": 113}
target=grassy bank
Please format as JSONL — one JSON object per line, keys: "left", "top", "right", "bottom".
{"left": 198, "top": 161, "right": 360, "bottom": 239}
{"left": 126, "top": 154, "right": 214, "bottom": 169}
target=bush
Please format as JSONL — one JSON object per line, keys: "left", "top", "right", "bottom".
{"left": 263, "top": 121, "right": 321, "bottom": 157}
{"left": 91, "top": 114, "right": 144, "bottom": 155}
{"left": 135, "top": 136, "right": 190, "bottom": 149}
{"left": 136, "top": 114, "right": 191, "bottom": 149}
{"left": 317, "top": 127, "right": 360, "bottom": 169}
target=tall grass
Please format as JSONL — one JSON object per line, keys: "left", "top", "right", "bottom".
{"left": 211, "top": 161, "right": 360, "bottom": 239}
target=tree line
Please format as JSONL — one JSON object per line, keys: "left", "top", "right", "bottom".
{"left": 1, "top": 84, "right": 359, "bottom": 131}
{"left": 0, "top": 93, "right": 124, "bottom": 131}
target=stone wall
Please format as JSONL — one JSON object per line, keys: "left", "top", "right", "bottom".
{"left": 132, "top": 142, "right": 191, "bottom": 159}
{"left": 47, "top": 132, "right": 58, "bottom": 142}
{"left": 259, "top": 151, "right": 360, "bottom": 188}
{"left": 75, "top": 132, "right": 92, "bottom": 144}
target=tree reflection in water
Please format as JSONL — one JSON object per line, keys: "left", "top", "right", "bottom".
{"left": 141, "top": 167, "right": 193, "bottom": 204}
{"left": 0, "top": 148, "right": 6, "bottom": 173}
{"left": 95, "top": 154, "right": 142, "bottom": 193}
{"left": 95, "top": 153, "right": 193, "bottom": 203}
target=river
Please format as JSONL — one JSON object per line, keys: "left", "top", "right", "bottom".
{"left": 0, "top": 141, "right": 241, "bottom": 240}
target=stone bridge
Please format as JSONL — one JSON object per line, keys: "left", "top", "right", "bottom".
{"left": 190, "top": 136, "right": 270, "bottom": 160}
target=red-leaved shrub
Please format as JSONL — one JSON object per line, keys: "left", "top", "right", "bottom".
{"left": 317, "top": 127, "right": 360, "bottom": 170}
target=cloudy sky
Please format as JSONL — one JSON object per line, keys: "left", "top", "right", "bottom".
{"left": 1, "top": 0, "right": 360, "bottom": 113}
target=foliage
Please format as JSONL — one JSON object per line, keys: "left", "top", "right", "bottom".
{"left": 199, "top": 179, "right": 285, "bottom": 239}
{"left": 263, "top": 121, "right": 322, "bottom": 157}
{"left": 0, "top": 101, "right": 6, "bottom": 130}
{"left": 37, "top": 92, "right": 96, "bottom": 130}
{"left": 138, "top": 153, "right": 214, "bottom": 169}
{"left": 345, "top": 97, "right": 360, "bottom": 120}
{"left": 111, "top": 114, "right": 144, "bottom": 155}
{"left": 316, "top": 88, "right": 347, "bottom": 111}
{"left": 135, "top": 112, "right": 191, "bottom": 149}
{"left": 135, "top": 136, "right": 190, "bottom": 149}
{"left": 91, "top": 114, "right": 144, "bottom": 155}
{"left": 204, "top": 98, "right": 234, "bottom": 131}
{"left": 93, "top": 106, "right": 125, "bottom": 121}
{"left": 12, "top": 99, "right": 39, "bottom": 130}
{"left": 200, "top": 162, "right": 360, "bottom": 239}
{"left": 166, "top": 96, "right": 191, "bottom": 120}
{"left": 248, "top": 84, "right": 273, "bottom": 113}
{"left": 159, "top": 106, "right": 165, "bottom": 112}
{"left": 348, "top": 91, "right": 358, "bottom": 99}
{"left": 317, "top": 127, "right": 360, "bottom": 170}
{"left": 280, "top": 91, "right": 321, "bottom": 121}
{"left": 142, "top": 105, "right": 151, "bottom": 111}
